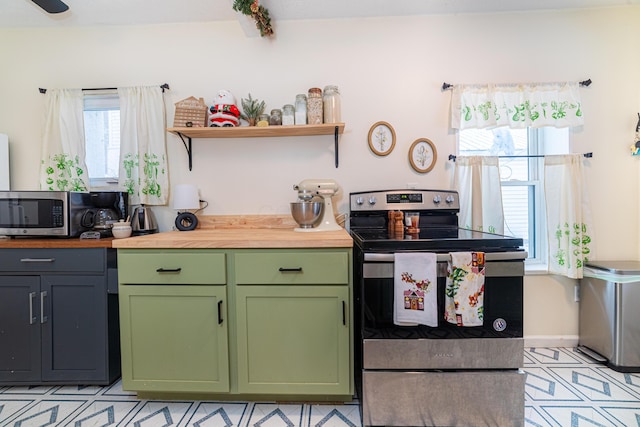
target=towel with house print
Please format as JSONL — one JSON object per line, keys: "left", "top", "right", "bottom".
{"left": 393, "top": 252, "right": 438, "bottom": 326}
{"left": 444, "top": 252, "right": 485, "bottom": 326}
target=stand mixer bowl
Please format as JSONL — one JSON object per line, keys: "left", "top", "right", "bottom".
{"left": 290, "top": 201, "right": 323, "bottom": 228}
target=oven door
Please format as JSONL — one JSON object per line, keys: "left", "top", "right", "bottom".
{"left": 357, "top": 251, "right": 525, "bottom": 341}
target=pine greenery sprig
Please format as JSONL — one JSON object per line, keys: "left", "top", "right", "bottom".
{"left": 232, "top": 0, "right": 274, "bottom": 37}
{"left": 240, "top": 93, "right": 266, "bottom": 123}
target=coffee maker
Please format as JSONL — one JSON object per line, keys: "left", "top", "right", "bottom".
{"left": 81, "top": 191, "right": 129, "bottom": 237}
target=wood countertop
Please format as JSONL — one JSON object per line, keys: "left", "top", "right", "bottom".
{"left": 0, "top": 236, "right": 115, "bottom": 249}
{"left": 0, "top": 216, "right": 353, "bottom": 250}
{"left": 111, "top": 228, "right": 353, "bottom": 249}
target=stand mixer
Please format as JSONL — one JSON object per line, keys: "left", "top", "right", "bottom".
{"left": 292, "top": 179, "right": 342, "bottom": 232}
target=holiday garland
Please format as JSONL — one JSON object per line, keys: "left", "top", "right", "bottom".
{"left": 232, "top": 0, "right": 273, "bottom": 37}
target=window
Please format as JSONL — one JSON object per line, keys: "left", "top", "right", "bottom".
{"left": 83, "top": 91, "right": 120, "bottom": 188}
{"left": 458, "top": 127, "right": 569, "bottom": 265}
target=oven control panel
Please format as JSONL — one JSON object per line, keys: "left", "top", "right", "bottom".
{"left": 350, "top": 189, "right": 459, "bottom": 212}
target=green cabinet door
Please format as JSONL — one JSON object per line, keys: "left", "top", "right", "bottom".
{"left": 119, "top": 284, "right": 229, "bottom": 393}
{"left": 235, "top": 285, "right": 350, "bottom": 395}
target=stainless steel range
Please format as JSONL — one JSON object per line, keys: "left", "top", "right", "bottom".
{"left": 349, "top": 189, "right": 526, "bottom": 427}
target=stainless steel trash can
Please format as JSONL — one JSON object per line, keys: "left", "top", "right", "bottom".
{"left": 578, "top": 260, "right": 640, "bottom": 372}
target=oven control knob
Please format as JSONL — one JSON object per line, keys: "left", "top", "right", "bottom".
{"left": 433, "top": 195, "right": 442, "bottom": 204}
{"left": 445, "top": 195, "right": 455, "bottom": 204}
{"left": 368, "top": 196, "right": 377, "bottom": 206}
{"left": 493, "top": 318, "right": 507, "bottom": 332}
{"left": 355, "top": 197, "right": 364, "bottom": 205}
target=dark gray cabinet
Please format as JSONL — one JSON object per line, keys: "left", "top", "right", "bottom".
{"left": 0, "top": 248, "right": 120, "bottom": 385}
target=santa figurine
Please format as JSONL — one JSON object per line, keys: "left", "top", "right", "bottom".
{"left": 209, "top": 89, "right": 241, "bottom": 127}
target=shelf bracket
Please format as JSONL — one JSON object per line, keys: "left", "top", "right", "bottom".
{"left": 176, "top": 132, "right": 193, "bottom": 171}
{"left": 334, "top": 125, "right": 339, "bottom": 168}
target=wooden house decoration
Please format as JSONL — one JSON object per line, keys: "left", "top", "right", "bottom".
{"left": 173, "top": 96, "right": 208, "bottom": 127}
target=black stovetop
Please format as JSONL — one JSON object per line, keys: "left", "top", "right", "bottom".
{"left": 350, "top": 226, "right": 524, "bottom": 252}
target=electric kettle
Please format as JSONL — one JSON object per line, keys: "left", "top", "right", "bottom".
{"left": 131, "top": 205, "right": 158, "bottom": 235}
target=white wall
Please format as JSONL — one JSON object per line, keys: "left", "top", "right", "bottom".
{"left": 1, "top": 6, "right": 639, "bottom": 341}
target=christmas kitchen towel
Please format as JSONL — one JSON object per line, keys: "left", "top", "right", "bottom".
{"left": 445, "top": 252, "right": 485, "bottom": 326}
{"left": 393, "top": 252, "right": 438, "bottom": 327}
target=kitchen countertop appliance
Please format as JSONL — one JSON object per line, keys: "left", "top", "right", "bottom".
{"left": 292, "top": 179, "right": 342, "bottom": 232}
{"left": 578, "top": 260, "right": 640, "bottom": 372}
{"left": 349, "top": 189, "right": 526, "bottom": 427}
{"left": 131, "top": 204, "right": 158, "bottom": 235}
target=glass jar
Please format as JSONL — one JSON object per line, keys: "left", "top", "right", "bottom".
{"left": 269, "top": 109, "right": 282, "bottom": 126}
{"left": 307, "top": 87, "right": 323, "bottom": 125}
{"left": 323, "top": 85, "right": 341, "bottom": 123}
{"left": 294, "top": 94, "right": 307, "bottom": 125}
{"left": 282, "top": 104, "right": 295, "bottom": 125}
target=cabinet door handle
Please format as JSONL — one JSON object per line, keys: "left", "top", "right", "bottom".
{"left": 342, "top": 301, "right": 346, "bottom": 326}
{"left": 156, "top": 268, "right": 182, "bottom": 273}
{"left": 217, "top": 300, "right": 223, "bottom": 325}
{"left": 40, "top": 291, "right": 48, "bottom": 324}
{"left": 278, "top": 267, "right": 303, "bottom": 272}
{"left": 20, "top": 258, "right": 55, "bottom": 263}
{"left": 29, "top": 292, "right": 37, "bottom": 325}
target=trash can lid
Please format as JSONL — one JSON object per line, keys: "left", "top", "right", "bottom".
{"left": 585, "top": 260, "right": 640, "bottom": 275}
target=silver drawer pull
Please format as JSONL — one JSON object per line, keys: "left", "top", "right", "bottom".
{"left": 40, "top": 291, "right": 48, "bottom": 324}
{"left": 279, "top": 267, "right": 303, "bottom": 272}
{"left": 20, "top": 258, "right": 55, "bottom": 263}
{"left": 29, "top": 292, "right": 37, "bottom": 324}
{"left": 156, "top": 268, "right": 182, "bottom": 273}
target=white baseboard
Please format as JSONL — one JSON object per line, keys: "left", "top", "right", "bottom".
{"left": 524, "top": 335, "right": 579, "bottom": 348}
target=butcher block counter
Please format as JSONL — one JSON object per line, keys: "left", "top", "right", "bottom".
{"left": 0, "top": 236, "right": 115, "bottom": 248}
{"left": 111, "top": 214, "right": 352, "bottom": 249}
{"left": 114, "top": 214, "right": 354, "bottom": 401}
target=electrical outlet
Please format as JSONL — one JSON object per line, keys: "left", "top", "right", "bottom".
{"left": 574, "top": 284, "right": 580, "bottom": 302}
{"left": 407, "top": 182, "right": 418, "bottom": 189}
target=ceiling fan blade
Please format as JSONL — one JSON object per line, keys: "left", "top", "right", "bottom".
{"left": 31, "top": 0, "right": 69, "bottom": 14}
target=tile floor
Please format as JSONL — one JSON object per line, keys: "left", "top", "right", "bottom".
{"left": 0, "top": 347, "right": 639, "bottom": 426}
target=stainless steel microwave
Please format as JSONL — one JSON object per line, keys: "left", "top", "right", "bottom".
{"left": 0, "top": 191, "right": 93, "bottom": 237}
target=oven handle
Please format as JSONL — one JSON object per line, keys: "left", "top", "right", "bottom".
{"left": 363, "top": 251, "right": 527, "bottom": 262}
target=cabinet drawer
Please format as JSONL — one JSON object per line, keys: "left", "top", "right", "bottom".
{"left": 0, "top": 248, "right": 104, "bottom": 273}
{"left": 235, "top": 251, "right": 349, "bottom": 285}
{"left": 117, "top": 250, "right": 226, "bottom": 284}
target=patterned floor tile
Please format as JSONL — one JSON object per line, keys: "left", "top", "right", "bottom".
{"left": 307, "top": 403, "right": 361, "bottom": 427}
{"left": 524, "top": 367, "right": 584, "bottom": 402}
{"left": 527, "top": 347, "right": 585, "bottom": 365}
{"left": 600, "top": 406, "right": 640, "bottom": 427}
{"left": 4, "top": 399, "right": 87, "bottom": 426}
{"left": 538, "top": 405, "right": 622, "bottom": 427}
{"left": 183, "top": 402, "right": 250, "bottom": 427}
{"left": 126, "top": 400, "right": 194, "bottom": 427}
{"left": 0, "top": 399, "right": 36, "bottom": 425}
{"left": 64, "top": 399, "right": 141, "bottom": 426}
{"left": 247, "top": 404, "right": 304, "bottom": 427}
{"left": 548, "top": 367, "right": 640, "bottom": 402}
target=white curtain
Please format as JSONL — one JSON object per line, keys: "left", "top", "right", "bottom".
{"left": 453, "top": 156, "right": 504, "bottom": 234}
{"left": 544, "top": 154, "right": 593, "bottom": 279}
{"left": 118, "top": 86, "right": 168, "bottom": 205}
{"left": 451, "top": 82, "right": 583, "bottom": 130}
{"left": 39, "top": 89, "right": 89, "bottom": 191}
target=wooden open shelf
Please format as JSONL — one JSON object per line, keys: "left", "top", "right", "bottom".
{"left": 168, "top": 123, "right": 345, "bottom": 170}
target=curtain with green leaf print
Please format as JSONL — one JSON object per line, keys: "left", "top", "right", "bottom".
{"left": 450, "top": 82, "right": 583, "bottom": 130}
{"left": 39, "top": 89, "right": 89, "bottom": 192}
{"left": 118, "top": 86, "right": 168, "bottom": 206}
{"left": 544, "top": 154, "right": 593, "bottom": 279}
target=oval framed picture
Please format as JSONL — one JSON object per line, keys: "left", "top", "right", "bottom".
{"left": 408, "top": 138, "right": 437, "bottom": 173}
{"left": 368, "top": 121, "right": 396, "bottom": 156}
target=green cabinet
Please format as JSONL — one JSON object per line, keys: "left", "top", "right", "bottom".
{"left": 117, "top": 249, "right": 229, "bottom": 393}
{"left": 118, "top": 284, "right": 229, "bottom": 392}
{"left": 117, "top": 247, "right": 352, "bottom": 399}
{"left": 236, "top": 285, "right": 350, "bottom": 395}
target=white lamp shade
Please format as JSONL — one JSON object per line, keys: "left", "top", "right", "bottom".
{"left": 173, "top": 185, "right": 200, "bottom": 210}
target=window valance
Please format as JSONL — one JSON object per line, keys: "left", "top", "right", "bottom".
{"left": 450, "top": 82, "right": 584, "bottom": 130}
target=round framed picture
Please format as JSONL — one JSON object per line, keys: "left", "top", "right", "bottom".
{"left": 408, "top": 138, "right": 437, "bottom": 173}
{"left": 368, "top": 121, "right": 396, "bottom": 156}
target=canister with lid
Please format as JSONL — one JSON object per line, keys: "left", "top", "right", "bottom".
{"left": 269, "top": 109, "right": 282, "bottom": 126}
{"left": 307, "top": 88, "right": 323, "bottom": 125}
{"left": 294, "top": 94, "right": 307, "bottom": 125}
{"left": 323, "top": 85, "right": 341, "bottom": 123}
{"left": 282, "top": 104, "right": 295, "bottom": 125}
